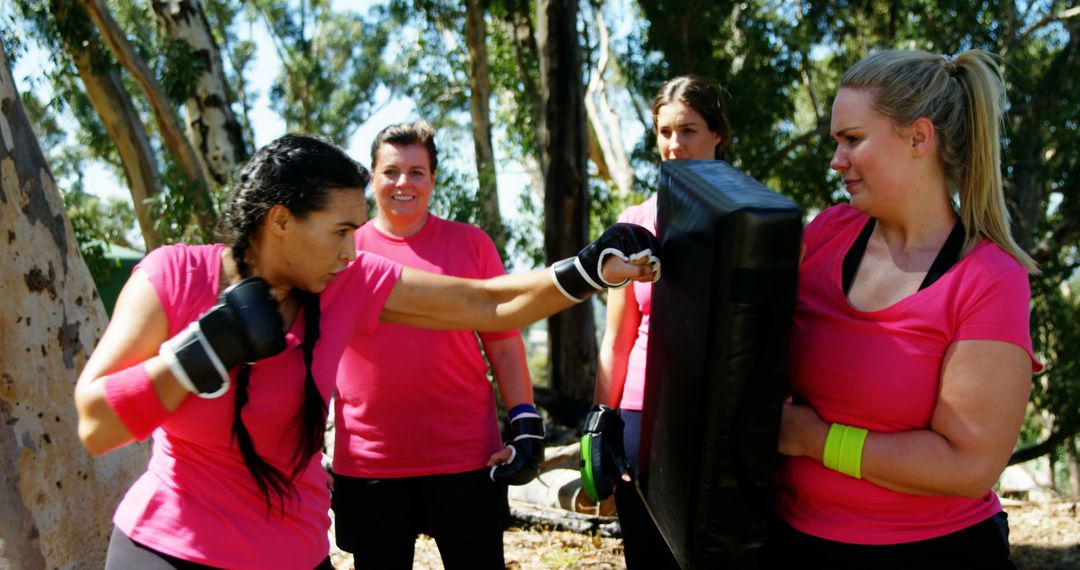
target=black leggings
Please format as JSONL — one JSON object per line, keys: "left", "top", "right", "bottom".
{"left": 105, "top": 527, "right": 333, "bottom": 570}
{"left": 332, "top": 468, "right": 508, "bottom": 570}
{"left": 763, "top": 512, "right": 1015, "bottom": 569}
{"left": 616, "top": 410, "right": 680, "bottom": 570}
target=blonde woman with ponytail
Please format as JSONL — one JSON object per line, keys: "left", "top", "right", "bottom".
{"left": 771, "top": 50, "right": 1040, "bottom": 568}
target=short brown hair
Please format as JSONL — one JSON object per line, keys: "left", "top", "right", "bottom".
{"left": 370, "top": 120, "right": 438, "bottom": 172}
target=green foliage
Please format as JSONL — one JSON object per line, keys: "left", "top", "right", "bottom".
{"left": 507, "top": 190, "right": 545, "bottom": 269}
{"left": 1, "top": 11, "right": 25, "bottom": 63}
{"left": 385, "top": 0, "right": 470, "bottom": 119}
{"left": 158, "top": 37, "right": 206, "bottom": 104}
{"left": 252, "top": 0, "right": 392, "bottom": 146}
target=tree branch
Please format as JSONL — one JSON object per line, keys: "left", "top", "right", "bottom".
{"left": 80, "top": 0, "right": 216, "bottom": 235}
{"left": 1011, "top": 427, "right": 1076, "bottom": 465}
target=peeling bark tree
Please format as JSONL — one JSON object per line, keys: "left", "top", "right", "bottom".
{"left": 0, "top": 43, "right": 150, "bottom": 568}
{"left": 584, "top": 8, "right": 633, "bottom": 198}
{"left": 537, "top": 0, "right": 596, "bottom": 403}
{"left": 151, "top": 0, "right": 249, "bottom": 185}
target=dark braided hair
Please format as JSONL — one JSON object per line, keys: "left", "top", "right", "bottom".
{"left": 217, "top": 134, "right": 369, "bottom": 515}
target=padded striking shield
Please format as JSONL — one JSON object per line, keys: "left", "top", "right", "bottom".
{"left": 638, "top": 160, "right": 801, "bottom": 569}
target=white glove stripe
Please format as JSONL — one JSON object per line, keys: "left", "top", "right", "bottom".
{"left": 158, "top": 321, "right": 231, "bottom": 399}
{"left": 550, "top": 264, "right": 587, "bottom": 303}
{"left": 159, "top": 329, "right": 198, "bottom": 395}
{"left": 513, "top": 433, "right": 545, "bottom": 441}
{"left": 509, "top": 412, "right": 542, "bottom": 422}
{"left": 193, "top": 324, "right": 230, "bottom": 381}
{"left": 575, "top": 256, "right": 604, "bottom": 291}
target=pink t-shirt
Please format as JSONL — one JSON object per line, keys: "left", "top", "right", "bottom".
{"left": 776, "top": 204, "right": 1041, "bottom": 545}
{"left": 333, "top": 216, "right": 518, "bottom": 478}
{"left": 113, "top": 243, "right": 400, "bottom": 569}
{"left": 615, "top": 195, "right": 657, "bottom": 411}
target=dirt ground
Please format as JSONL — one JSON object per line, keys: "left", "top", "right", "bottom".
{"left": 331, "top": 498, "right": 1080, "bottom": 569}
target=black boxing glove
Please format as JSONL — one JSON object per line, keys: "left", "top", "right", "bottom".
{"left": 580, "top": 404, "right": 632, "bottom": 502}
{"left": 159, "top": 277, "right": 286, "bottom": 398}
{"left": 551, "top": 223, "right": 662, "bottom": 302}
{"left": 489, "top": 404, "right": 546, "bottom": 486}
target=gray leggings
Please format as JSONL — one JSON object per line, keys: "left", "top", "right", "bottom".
{"left": 106, "top": 527, "right": 333, "bottom": 570}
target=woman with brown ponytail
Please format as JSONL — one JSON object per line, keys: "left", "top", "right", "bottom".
{"left": 771, "top": 50, "right": 1041, "bottom": 568}
{"left": 73, "top": 134, "right": 660, "bottom": 569}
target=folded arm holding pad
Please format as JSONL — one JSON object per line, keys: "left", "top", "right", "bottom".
{"left": 552, "top": 223, "right": 662, "bottom": 302}
{"left": 489, "top": 403, "right": 546, "bottom": 485}
{"left": 158, "top": 277, "right": 286, "bottom": 398}
{"left": 580, "top": 404, "right": 632, "bottom": 503}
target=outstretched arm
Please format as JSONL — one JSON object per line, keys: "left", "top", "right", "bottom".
{"left": 380, "top": 223, "right": 660, "bottom": 330}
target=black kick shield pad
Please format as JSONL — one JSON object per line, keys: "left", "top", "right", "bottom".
{"left": 638, "top": 160, "right": 802, "bottom": 569}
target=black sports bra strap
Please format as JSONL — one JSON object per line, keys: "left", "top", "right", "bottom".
{"left": 919, "top": 219, "right": 965, "bottom": 291}
{"left": 842, "top": 217, "right": 876, "bottom": 296}
{"left": 842, "top": 217, "right": 965, "bottom": 297}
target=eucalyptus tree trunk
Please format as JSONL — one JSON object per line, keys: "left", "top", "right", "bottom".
{"left": 80, "top": 0, "right": 218, "bottom": 236}
{"left": 0, "top": 43, "right": 151, "bottom": 569}
{"left": 51, "top": 0, "right": 164, "bottom": 251}
{"left": 536, "top": 0, "right": 596, "bottom": 404}
{"left": 584, "top": 7, "right": 633, "bottom": 198}
{"left": 464, "top": 0, "right": 505, "bottom": 253}
{"left": 151, "top": 0, "right": 249, "bottom": 185}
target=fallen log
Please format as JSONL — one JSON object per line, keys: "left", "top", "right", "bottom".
{"left": 509, "top": 500, "right": 622, "bottom": 538}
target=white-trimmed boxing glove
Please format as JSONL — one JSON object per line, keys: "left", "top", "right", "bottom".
{"left": 490, "top": 404, "right": 546, "bottom": 485}
{"left": 551, "top": 223, "right": 662, "bottom": 302}
{"left": 159, "top": 277, "right": 285, "bottom": 398}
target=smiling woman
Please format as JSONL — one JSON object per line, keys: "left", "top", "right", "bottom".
{"left": 72, "top": 133, "right": 661, "bottom": 570}
{"left": 368, "top": 122, "right": 438, "bottom": 238}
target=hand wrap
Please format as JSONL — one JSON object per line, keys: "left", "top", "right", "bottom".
{"left": 489, "top": 403, "right": 546, "bottom": 485}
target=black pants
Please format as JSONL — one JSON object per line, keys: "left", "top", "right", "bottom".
{"left": 763, "top": 511, "right": 1015, "bottom": 569}
{"left": 616, "top": 409, "right": 681, "bottom": 570}
{"left": 331, "top": 467, "right": 509, "bottom": 570}
{"left": 105, "top": 527, "right": 333, "bottom": 570}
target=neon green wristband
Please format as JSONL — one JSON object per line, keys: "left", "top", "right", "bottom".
{"left": 822, "top": 423, "right": 868, "bottom": 479}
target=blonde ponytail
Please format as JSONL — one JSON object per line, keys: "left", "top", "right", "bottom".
{"left": 841, "top": 49, "right": 1037, "bottom": 273}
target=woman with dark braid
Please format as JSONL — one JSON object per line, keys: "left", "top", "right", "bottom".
{"left": 74, "top": 134, "right": 660, "bottom": 570}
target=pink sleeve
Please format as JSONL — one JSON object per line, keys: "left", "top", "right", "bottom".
{"left": 133, "top": 244, "right": 219, "bottom": 334}
{"left": 134, "top": 245, "right": 182, "bottom": 325}
{"left": 802, "top": 205, "right": 848, "bottom": 255}
{"left": 324, "top": 251, "right": 402, "bottom": 337}
{"left": 955, "top": 259, "right": 1041, "bottom": 371}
